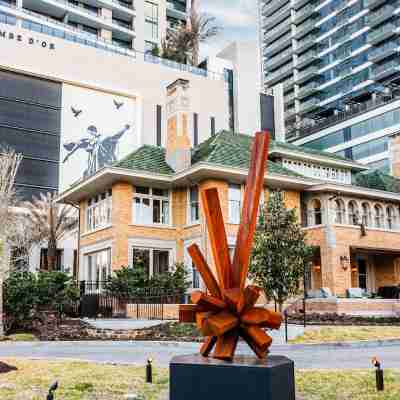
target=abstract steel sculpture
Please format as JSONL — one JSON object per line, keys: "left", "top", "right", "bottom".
{"left": 179, "top": 131, "right": 283, "bottom": 361}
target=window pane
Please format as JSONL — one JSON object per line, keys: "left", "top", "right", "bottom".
{"left": 153, "top": 188, "right": 168, "bottom": 197}
{"left": 143, "top": 198, "right": 152, "bottom": 224}
{"left": 153, "top": 250, "right": 169, "bottom": 275}
{"left": 153, "top": 199, "right": 161, "bottom": 223}
{"left": 132, "top": 248, "right": 150, "bottom": 277}
{"left": 162, "top": 200, "right": 170, "bottom": 224}
{"left": 136, "top": 186, "right": 149, "bottom": 195}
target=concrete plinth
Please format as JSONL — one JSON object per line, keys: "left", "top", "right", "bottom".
{"left": 170, "top": 354, "right": 295, "bottom": 400}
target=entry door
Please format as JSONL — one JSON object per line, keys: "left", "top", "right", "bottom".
{"left": 357, "top": 258, "right": 368, "bottom": 290}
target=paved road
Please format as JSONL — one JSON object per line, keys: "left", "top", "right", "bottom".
{"left": 0, "top": 340, "right": 398, "bottom": 369}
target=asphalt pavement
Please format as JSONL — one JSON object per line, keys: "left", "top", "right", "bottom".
{"left": 0, "top": 339, "right": 398, "bottom": 369}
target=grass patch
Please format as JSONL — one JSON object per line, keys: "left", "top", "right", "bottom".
{"left": 0, "top": 358, "right": 168, "bottom": 400}
{"left": 296, "top": 369, "right": 400, "bottom": 400}
{"left": 290, "top": 326, "right": 400, "bottom": 344}
{"left": 1, "top": 358, "right": 399, "bottom": 400}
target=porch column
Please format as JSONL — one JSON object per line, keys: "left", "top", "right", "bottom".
{"left": 112, "top": 182, "right": 133, "bottom": 270}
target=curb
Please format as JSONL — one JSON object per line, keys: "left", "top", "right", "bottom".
{"left": 1, "top": 339, "right": 400, "bottom": 350}
{"left": 273, "top": 338, "right": 400, "bottom": 351}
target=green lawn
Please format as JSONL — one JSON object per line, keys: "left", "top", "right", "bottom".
{"left": 296, "top": 369, "right": 400, "bottom": 400}
{"left": 290, "top": 326, "right": 400, "bottom": 344}
{"left": 0, "top": 359, "right": 398, "bottom": 400}
{"left": 0, "top": 359, "right": 168, "bottom": 400}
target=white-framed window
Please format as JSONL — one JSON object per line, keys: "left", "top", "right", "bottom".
{"left": 188, "top": 186, "right": 200, "bottom": 224}
{"left": 348, "top": 201, "right": 359, "bottom": 226}
{"left": 86, "top": 248, "right": 111, "bottom": 282}
{"left": 86, "top": 190, "right": 112, "bottom": 232}
{"left": 386, "top": 206, "right": 396, "bottom": 230}
{"left": 229, "top": 184, "right": 242, "bottom": 224}
{"left": 374, "top": 204, "right": 384, "bottom": 228}
{"left": 132, "top": 247, "right": 170, "bottom": 277}
{"left": 361, "top": 202, "right": 371, "bottom": 227}
{"left": 334, "top": 199, "right": 345, "bottom": 224}
{"left": 133, "top": 186, "right": 170, "bottom": 225}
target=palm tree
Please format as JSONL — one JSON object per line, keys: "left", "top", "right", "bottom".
{"left": 163, "top": 5, "right": 220, "bottom": 66}
{"left": 25, "top": 192, "right": 77, "bottom": 271}
{"left": 187, "top": 8, "right": 220, "bottom": 66}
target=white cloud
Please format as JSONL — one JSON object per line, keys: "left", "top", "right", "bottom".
{"left": 198, "top": 0, "right": 259, "bottom": 58}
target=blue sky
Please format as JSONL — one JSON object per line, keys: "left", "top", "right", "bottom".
{"left": 199, "top": 0, "right": 258, "bottom": 58}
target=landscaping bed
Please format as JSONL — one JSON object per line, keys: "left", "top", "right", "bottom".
{"left": 290, "top": 326, "right": 400, "bottom": 344}
{"left": 4, "top": 320, "right": 203, "bottom": 342}
{"left": 288, "top": 312, "right": 400, "bottom": 326}
{"left": 0, "top": 358, "right": 399, "bottom": 400}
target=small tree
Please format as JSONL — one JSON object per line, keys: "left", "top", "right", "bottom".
{"left": 249, "top": 191, "right": 314, "bottom": 311}
{"left": 0, "top": 146, "right": 22, "bottom": 337}
{"left": 24, "top": 193, "right": 77, "bottom": 271}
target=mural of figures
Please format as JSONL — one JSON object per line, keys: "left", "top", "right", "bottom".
{"left": 60, "top": 84, "right": 138, "bottom": 191}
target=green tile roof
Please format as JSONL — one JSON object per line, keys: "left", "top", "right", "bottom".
{"left": 354, "top": 170, "right": 400, "bottom": 194}
{"left": 115, "top": 131, "right": 302, "bottom": 178}
{"left": 270, "top": 140, "right": 354, "bottom": 163}
{"left": 115, "top": 145, "right": 174, "bottom": 175}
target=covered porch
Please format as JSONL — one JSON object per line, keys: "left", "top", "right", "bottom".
{"left": 350, "top": 246, "right": 400, "bottom": 298}
{"left": 310, "top": 245, "right": 400, "bottom": 298}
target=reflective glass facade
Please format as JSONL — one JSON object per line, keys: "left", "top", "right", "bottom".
{"left": 260, "top": 0, "right": 400, "bottom": 139}
{"left": 306, "top": 107, "right": 400, "bottom": 151}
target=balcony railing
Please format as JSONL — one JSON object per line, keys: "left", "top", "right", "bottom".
{"left": 166, "top": 1, "right": 186, "bottom": 13}
{"left": 297, "top": 81, "right": 321, "bottom": 99}
{"left": 371, "top": 59, "right": 400, "bottom": 79}
{"left": 264, "top": 4, "right": 291, "bottom": 27}
{"left": 294, "top": 4, "right": 317, "bottom": 23}
{"left": 367, "top": 23, "right": 398, "bottom": 44}
{"left": 264, "top": 32, "right": 292, "bottom": 56}
{"left": 266, "top": 62, "right": 294, "bottom": 82}
{"left": 144, "top": 54, "right": 225, "bottom": 81}
{"left": 367, "top": 4, "right": 395, "bottom": 27}
{"left": 368, "top": 40, "right": 399, "bottom": 62}
{"left": 296, "top": 65, "right": 320, "bottom": 82}
{"left": 266, "top": 47, "right": 293, "bottom": 69}
{"left": 112, "top": 18, "right": 132, "bottom": 30}
{"left": 297, "top": 49, "right": 320, "bottom": 67}
{"left": 299, "top": 98, "right": 320, "bottom": 113}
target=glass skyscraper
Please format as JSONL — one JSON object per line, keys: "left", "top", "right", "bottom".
{"left": 259, "top": 0, "right": 400, "bottom": 142}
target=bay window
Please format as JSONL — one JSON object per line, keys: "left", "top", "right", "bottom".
{"left": 86, "top": 190, "right": 112, "bottom": 232}
{"left": 133, "top": 186, "right": 170, "bottom": 225}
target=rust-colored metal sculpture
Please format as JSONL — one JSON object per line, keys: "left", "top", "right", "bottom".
{"left": 179, "top": 131, "right": 283, "bottom": 361}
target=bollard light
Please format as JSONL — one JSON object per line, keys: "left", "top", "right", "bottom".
{"left": 46, "top": 381, "right": 58, "bottom": 400}
{"left": 372, "top": 357, "right": 384, "bottom": 391}
{"left": 146, "top": 358, "right": 153, "bottom": 384}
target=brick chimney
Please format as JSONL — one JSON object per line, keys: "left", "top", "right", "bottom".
{"left": 166, "top": 79, "right": 191, "bottom": 172}
{"left": 390, "top": 132, "right": 400, "bottom": 176}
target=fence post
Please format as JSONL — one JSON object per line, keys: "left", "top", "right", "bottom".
{"left": 284, "top": 311, "right": 288, "bottom": 343}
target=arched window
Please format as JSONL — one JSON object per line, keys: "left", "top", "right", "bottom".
{"left": 348, "top": 201, "right": 359, "bottom": 225}
{"left": 334, "top": 199, "right": 345, "bottom": 224}
{"left": 310, "top": 199, "right": 322, "bottom": 226}
{"left": 374, "top": 204, "right": 384, "bottom": 228}
{"left": 361, "top": 203, "right": 371, "bottom": 227}
{"left": 386, "top": 206, "right": 396, "bottom": 230}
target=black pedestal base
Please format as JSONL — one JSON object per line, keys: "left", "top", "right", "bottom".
{"left": 170, "top": 354, "right": 295, "bottom": 400}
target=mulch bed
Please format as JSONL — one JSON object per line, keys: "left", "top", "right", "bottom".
{"left": 0, "top": 362, "right": 18, "bottom": 374}
{"left": 288, "top": 312, "right": 400, "bottom": 326}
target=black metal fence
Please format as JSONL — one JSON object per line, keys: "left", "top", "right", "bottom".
{"left": 73, "top": 281, "right": 186, "bottom": 320}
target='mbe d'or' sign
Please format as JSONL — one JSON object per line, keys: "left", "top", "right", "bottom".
{"left": 0, "top": 30, "right": 55, "bottom": 50}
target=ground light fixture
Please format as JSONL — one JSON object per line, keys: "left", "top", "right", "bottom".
{"left": 146, "top": 358, "right": 153, "bottom": 383}
{"left": 372, "top": 357, "right": 384, "bottom": 391}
